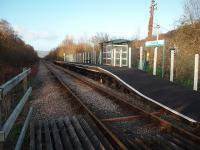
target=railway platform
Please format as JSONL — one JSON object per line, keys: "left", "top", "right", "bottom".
{"left": 55, "top": 61, "right": 200, "bottom": 123}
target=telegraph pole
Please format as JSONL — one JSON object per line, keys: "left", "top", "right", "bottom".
{"left": 148, "top": 0, "right": 157, "bottom": 39}
{"left": 155, "top": 23, "right": 160, "bottom": 41}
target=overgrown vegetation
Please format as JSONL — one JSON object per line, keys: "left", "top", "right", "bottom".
{"left": 0, "top": 20, "right": 39, "bottom": 83}
{"left": 0, "top": 20, "right": 38, "bottom": 65}
{"left": 45, "top": 33, "right": 109, "bottom": 60}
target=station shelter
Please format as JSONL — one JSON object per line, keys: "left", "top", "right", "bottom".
{"left": 99, "top": 39, "right": 131, "bottom": 67}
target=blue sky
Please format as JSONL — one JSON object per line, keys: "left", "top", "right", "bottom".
{"left": 0, "top": 0, "right": 183, "bottom": 51}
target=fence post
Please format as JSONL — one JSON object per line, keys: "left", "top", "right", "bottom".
{"left": 99, "top": 50, "right": 102, "bottom": 65}
{"left": 193, "top": 54, "right": 199, "bottom": 91}
{"left": 120, "top": 48, "right": 122, "bottom": 67}
{"left": 113, "top": 49, "right": 116, "bottom": 67}
{"left": 94, "top": 51, "right": 96, "bottom": 65}
{"left": 170, "top": 50, "right": 175, "bottom": 82}
{"left": 88, "top": 52, "right": 90, "bottom": 64}
{"left": 23, "top": 68, "right": 28, "bottom": 93}
{"left": 82, "top": 53, "right": 84, "bottom": 63}
{"left": 139, "top": 46, "right": 143, "bottom": 70}
{"left": 79, "top": 53, "right": 81, "bottom": 63}
{"left": 63, "top": 53, "right": 66, "bottom": 62}
{"left": 0, "top": 89, "right": 2, "bottom": 149}
{"left": 84, "top": 52, "right": 86, "bottom": 63}
{"left": 153, "top": 47, "right": 158, "bottom": 75}
{"left": 129, "top": 47, "right": 132, "bottom": 68}
{"left": 0, "top": 88, "right": 3, "bottom": 126}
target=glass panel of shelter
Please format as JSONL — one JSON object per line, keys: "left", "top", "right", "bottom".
{"left": 115, "top": 46, "right": 128, "bottom": 67}
{"left": 122, "top": 46, "right": 128, "bottom": 66}
{"left": 104, "top": 45, "right": 128, "bottom": 66}
{"left": 103, "top": 45, "right": 112, "bottom": 65}
{"left": 115, "top": 48, "right": 121, "bottom": 66}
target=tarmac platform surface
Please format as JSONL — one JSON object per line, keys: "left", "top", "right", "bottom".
{"left": 100, "top": 66, "right": 200, "bottom": 122}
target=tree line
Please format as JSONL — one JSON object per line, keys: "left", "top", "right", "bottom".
{"left": 45, "top": 33, "right": 110, "bottom": 60}
{"left": 0, "top": 20, "right": 38, "bottom": 65}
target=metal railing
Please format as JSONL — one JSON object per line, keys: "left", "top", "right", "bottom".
{"left": 0, "top": 68, "right": 33, "bottom": 150}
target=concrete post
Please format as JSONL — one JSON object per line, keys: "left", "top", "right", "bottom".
{"left": 170, "top": 50, "right": 175, "bottom": 82}
{"left": 153, "top": 47, "right": 158, "bottom": 75}
{"left": 193, "top": 54, "right": 199, "bottom": 91}
{"left": 129, "top": 47, "right": 131, "bottom": 68}
{"left": 139, "top": 46, "right": 143, "bottom": 70}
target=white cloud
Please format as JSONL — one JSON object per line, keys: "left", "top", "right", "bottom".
{"left": 13, "top": 25, "right": 63, "bottom": 51}
{"left": 14, "top": 26, "right": 59, "bottom": 41}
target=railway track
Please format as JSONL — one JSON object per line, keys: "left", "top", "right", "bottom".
{"left": 55, "top": 62, "right": 200, "bottom": 134}
{"left": 45, "top": 61, "right": 200, "bottom": 150}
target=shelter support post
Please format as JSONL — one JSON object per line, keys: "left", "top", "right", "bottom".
{"left": 139, "top": 47, "right": 143, "bottom": 70}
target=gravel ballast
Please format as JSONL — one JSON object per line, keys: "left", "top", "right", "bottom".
{"left": 47, "top": 64, "right": 135, "bottom": 119}
{"left": 30, "top": 62, "right": 82, "bottom": 120}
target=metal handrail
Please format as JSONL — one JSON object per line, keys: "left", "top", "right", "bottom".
{"left": 0, "top": 68, "right": 31, "bottom": 100}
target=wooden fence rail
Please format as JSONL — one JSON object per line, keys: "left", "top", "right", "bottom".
{"left": 0, "top": 68, "right": 32, "bottom": 149}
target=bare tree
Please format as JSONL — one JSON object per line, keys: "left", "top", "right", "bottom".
{"left": 183, "top": 0, "right": 200, "bottom": 24}
{"left": 91, "top": 32, "right": 109, "bottom": 46}
{"left": 0, "top": 19, "right": 38, "bottom": 64}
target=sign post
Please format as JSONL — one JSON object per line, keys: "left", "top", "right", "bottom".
{"left": 145, "top": 40, "right": 165, "bottom": 78}
{"left": 153, "top": 47, "right": 158, "bottom": 75}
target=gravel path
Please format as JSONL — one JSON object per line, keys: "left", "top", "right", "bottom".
{"left": 30, "top": 62, "right": 82, "bottom": 120}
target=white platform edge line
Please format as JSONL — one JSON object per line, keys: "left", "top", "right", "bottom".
{"left": 97, "top": 67, "right": 197, "bottom": 123}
